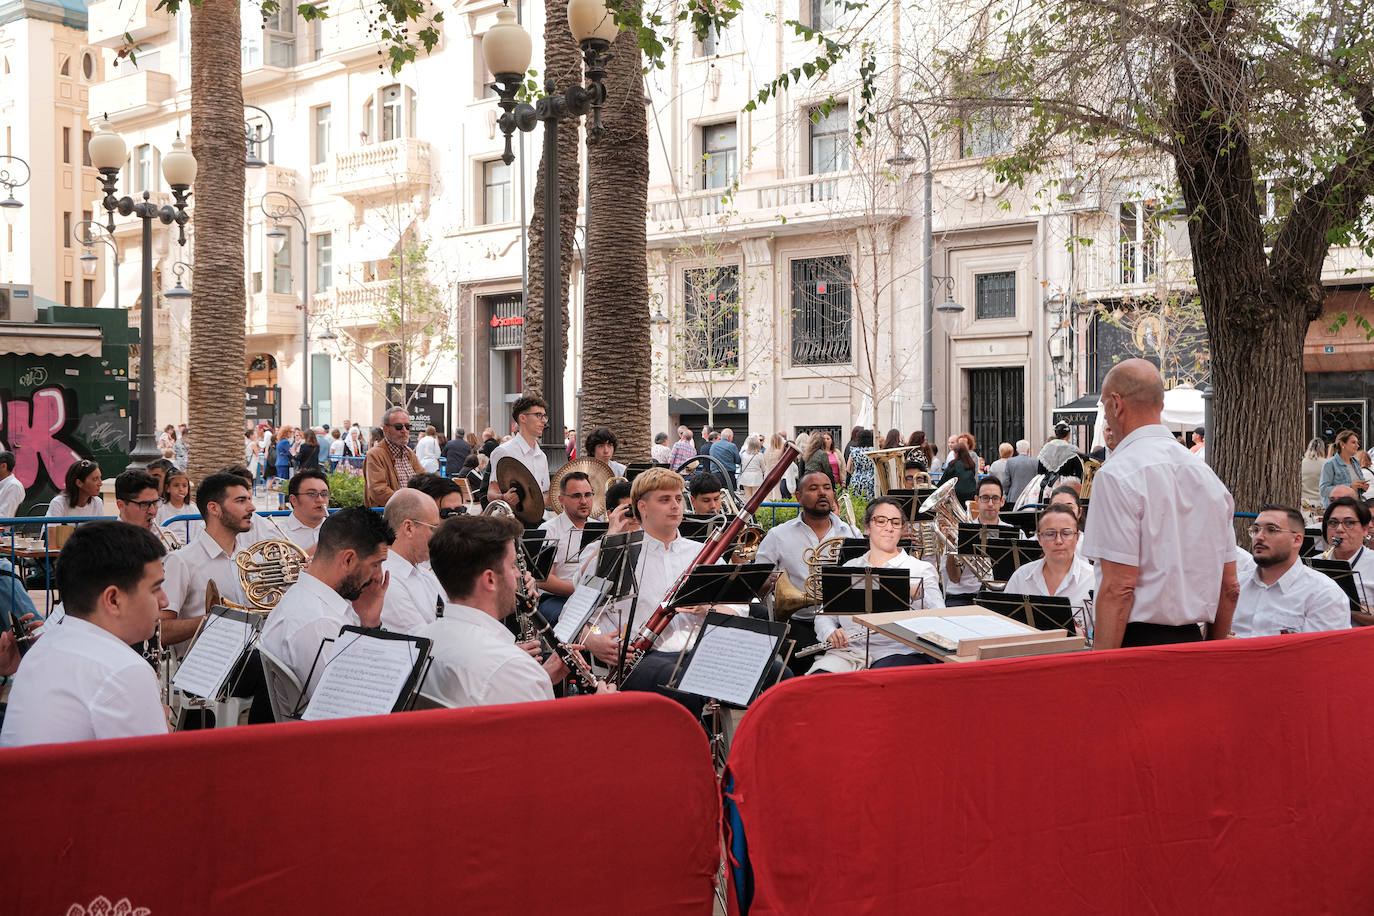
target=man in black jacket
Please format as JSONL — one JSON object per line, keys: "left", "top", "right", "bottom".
{"left": 443, "top": 427, "right": 472, "bottom": 478}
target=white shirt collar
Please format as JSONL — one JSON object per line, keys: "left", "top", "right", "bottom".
{"left": 1112, "top": 423, "right": 1174, "bottom": 452}
{"left": 1248, "top": 557, "right": 1306, "bottom": 593}
{"left": 441, "top": 602, "right": 512, "bottom": 641}
{"left": 295, "top": 570, "right": 353, "bottom": 615}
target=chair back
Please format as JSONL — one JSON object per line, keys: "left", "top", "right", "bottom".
{"left": 258, "top": 643, "right": 304, "bottom": 721}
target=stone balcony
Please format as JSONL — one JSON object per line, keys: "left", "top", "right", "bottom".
{"left": 246, "top": 291, "right": 304, "bottom": 338}
{"left": 312, "top": 139, "right": 432, "bottom": 202}
{"left": 88, "top": 70, "right": 176, "bottom": 120}
{"left": 646, "top": 172, "right": 907, "bottom": 247}
{"left": 312, "top": 281, "right": 391, "bottom": 331}
{"left": 87, "top": 0, "right": 173, "bottom": 48}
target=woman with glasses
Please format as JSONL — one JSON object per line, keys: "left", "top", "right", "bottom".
{"left": 1319, "top": 429, "right": 1368, "bottom": 507}
{"left": 810, "top": 496, "right": 943, "bottom": 673}
{"left": 1003, "top": 504, "right": 1096, "bottom": 616}
{"left": 1322, "top": 496, "right": 1374, "bottom": 625}
{"left": 46, "top": 460, "right": 105, "bottom": 518}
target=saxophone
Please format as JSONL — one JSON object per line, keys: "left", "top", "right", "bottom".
{"left": 1321, "top": 537, "right": 1344, "bottom": 560}
{"left": 483, "top": 501, "right": 538, "bottom": 643}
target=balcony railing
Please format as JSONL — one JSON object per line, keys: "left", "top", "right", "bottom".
{"left": 87, "top": 71, "right": 177, "bottom": 119}
{"left": 648, "top": 172, "right": 893, "bottom": 242}
{"left": 313, "top": 281, "right": 392, "bottom": 329}
{"left": 88, "top": 0, "right": 172, "bottom": 47}
{"left": 312, "top": 139, "right": 432, "bottom": 200}
{"left": 1078, "top": 238, "right": 1195, "bottom": 296}
{"left": 246, "top": 292, "right": 302, "bottom": 337}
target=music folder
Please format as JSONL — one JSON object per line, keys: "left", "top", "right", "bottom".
{"left": 974, "top": 589, "right": 1078, "bottom": 635}
{"left": 817, "top": 567, "right": 910, "bottom": 615}
{"left": 595, "top": 529, "right": 644, "bottom": 598}
{"left": 170, "top": 606, "right": 260, "bottom": 701}
{"left": 519, "top": 533, "right": 558, "bottom": 581}
{"left": 624, "top": 461, "right": 656, "bottom": 482}
{"left": 300, "top": 626, "right": 432, "bottom": 720}
{"left": 668, "top": 563, "right": 773, "bottom": 609}
{"left": 983, "top": 537, "right": 1044, "bottom": 583}
{"left": 1304, "top": 557, "right": 1366, "bottom": 614}
{"left": 671, "top": 612, "right": 788, "bottom": 707}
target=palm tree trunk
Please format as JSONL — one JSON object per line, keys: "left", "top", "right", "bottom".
{"left": 188, "top": 0, "right": 247, "bottom": 481}
{"left": 522, "top": 0, "right": 582, "bottom": 396}
{"left": 583, "top": 8, "right": 650, "bottom": 461}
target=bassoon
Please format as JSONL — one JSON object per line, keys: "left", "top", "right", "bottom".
{"left": 616, "top": 443, "right": 799, "bottom": 684}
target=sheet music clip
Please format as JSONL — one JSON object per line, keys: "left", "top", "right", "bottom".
{"left": 669, "top": 612, "right": 788, "bottom": 708}
{"left": 519, "top": 533, "right": 558, "bottom": 581}
{"left": 816, "top": 567, "right": 910, "bottom": 615}
{"left": 974, "top": 589, "right": 1077, "bottom": 634}
{"left": 595, "top": 529, "right": 644, "bottom": 600}
{"left": 668, "top": 563, "right": 774, "bottom": 610}
{"left": 1304, "top": 557, "right": 1366, "bottom": 614}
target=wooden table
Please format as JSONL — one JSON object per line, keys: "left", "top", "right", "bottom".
{"left": 854, "top": 606, "right": 1085, "bottom": 663}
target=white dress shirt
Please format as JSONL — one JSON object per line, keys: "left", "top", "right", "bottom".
{"left": 415, "top": 434, "right": 441, "bottom": 473}
{"left": 1003, "top": 556, "right": 1096, "bottom": 610}
{"left": 239, "top": 512, "right": 288, "bottom": 548}
{"left": 489, "top": 434, "right": 551, "bottom": 497}
{"left": 1081, "top": 424, "right": 1236, "bottom": 626}
{"left": 0, "top": 473, "right": 25, "bottom": 518}
{"left": 813, "top": 552, "right": 943, "bottom": 665}
{"left": 1348, "top": 547, "right": 1374, "bottom": 609}
{"left": 1232, "top": 559, "right": 1350, "bottom": 637}
{"left": 258, "top": 571, "right": 361, "bottom": 699}
{"left": 419, "top": 603, "right": 554, "bottom": 707}
{"left": 380, "top": 551, "right": 443, "bottom": 635}
{"left": 538, "top": 511, "right": 589, "bottom": 594}
{"left": 45, "top": 493, "right": 104, "bottom": 518}
{"left": 755, "top": 514, "right": 859, "bottom": 621}
{"left": 0, "top": 615, "right": 166, "bottom": 747}
{"left": 274, "top": 512, "right": 323, "bottom": 552}
{"left": 162, "top": 530, "right": 249, "bottom": 626}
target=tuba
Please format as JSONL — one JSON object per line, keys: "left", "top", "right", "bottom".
{"left": 866, "top": 447, "right": 915, "bottom": 497}
{"left": 772, "top": 536, "right": 846, "bottom": 621}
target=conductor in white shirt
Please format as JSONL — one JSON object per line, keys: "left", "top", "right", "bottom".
{"left": 420, "top": 513, "right": 606, "bottom": 707}
{"left": 1082, "top": 359, "right": 1239, "bottom": 648}
{"left": 1, "top": 521, "right": 169, "bottom": 747}
{"left": 379, "top": 488, "right": 443, "bottom": 635}
{"left": 259, "top": 507, "right": 392, "bottom": 699}
{"left": 1232, "top": 505, "right": 1350, "bottom": 638}
{"left": 0, "top": 450, "right": 25, "bottom": 519}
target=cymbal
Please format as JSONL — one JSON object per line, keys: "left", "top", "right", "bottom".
{"left": 549, "top": 457, "right": 615, "bottom": 520}
{"left": 495, "top": 457, "right": 545, "bottom": 525}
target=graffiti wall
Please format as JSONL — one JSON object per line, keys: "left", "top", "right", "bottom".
{"left": 0, "top": 307, "right": 136, "bottom": 516}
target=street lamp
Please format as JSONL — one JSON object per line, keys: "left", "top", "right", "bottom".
{"left": 73, "top": 219, "right": 120, "bottom": 308}
{"left": 934, "top": 276, "right": 965, "bottom": 333}
{"left": 260, "top": 190, "right": 311, "bottom": 430}
{"left": 165, "top": 261, "right": 192, "bottom": 300}
{"left": 0, "top": 155, "right": 30, "bottom": 210}
{"left": 483, "top": 0, "right": 617, "bottom": 464}
{"left": 244, "top": 105, "right": 274, "bottom": 169}
{"left": 88, "top": 115, "right": 197, "bottom": 471}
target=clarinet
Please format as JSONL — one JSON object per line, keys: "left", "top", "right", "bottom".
{"left": 617, "top": 443, "right": 799, "bottom": 684}
{"left": 514, "top": 541, "right": 539, "bottom": 645}
{"left": 528, "top": 609, "right": 602, "bottom": 693}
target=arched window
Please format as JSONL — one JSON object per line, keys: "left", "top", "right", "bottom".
{"left": 59, "top": 55, "right": 70, "bottom": 76}
{"left": 248, "top": 354, "right": 279, "bottom": 387}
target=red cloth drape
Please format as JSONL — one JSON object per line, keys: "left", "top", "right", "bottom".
{"left": 725, "top": 629, "right": 1374, "bottom": 914}
{"left": 3, "top": 693, "right": 719, "bottom": 915}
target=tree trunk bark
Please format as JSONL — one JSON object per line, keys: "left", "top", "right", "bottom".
{"left": 583, "top": 9, "right": 650, "bottom": 461}
{"left": 188, "top": 0, "right": 247, "bottom": 482}
{"left": 522, "top": 0, "right": 582, "bottom": 396}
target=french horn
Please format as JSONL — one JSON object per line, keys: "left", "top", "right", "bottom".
{"left": 772, "top": 536, "right": 846, "bottom": 621}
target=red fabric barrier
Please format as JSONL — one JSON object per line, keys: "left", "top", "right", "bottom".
{"left": 725, "top": 630, "right": 1374, "bottom": 914}
{"left": 3, "top": 693, "right": 719, "bottom": 915}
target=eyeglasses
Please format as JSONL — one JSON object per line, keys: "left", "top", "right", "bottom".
{"left": 869, "top": 516, "right": 904, "bottom": 528}
{"left": 976, "top": 495, "right": 1003, "bottom": 503}
{"left": 1247, "top": 524, "right": 1300, "bottom": 538}
{"left": 391, "top": 423, "right": 409, "bottom": 432}
{"left": 412, "top": 519, "right": 439, "bottom": 530}
{"left": 523, "top": 411, "right": 548, "bottom": 420}
{"left": 126, "top": 497, "right": 161, "bottom": 510}
{"left": 1038, "top": 528, "right": 1078, "bottom": 542}
{"left": 439, "top": 507, "right": 462, "bottom": 519}
{"left": 1328, "top": 518, "right": 1366, "bottom": 530}
{"left": 296, "top": 489, "right": 330, "bottom": 500}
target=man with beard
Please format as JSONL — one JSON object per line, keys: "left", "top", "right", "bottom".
{"left": 1232, "top": 505, "right": 1348, "bottom": 638}
{"left": 536, "top": 471, "right": 596, "bottom": 623}
{"left": 259, "top": 508, "right": 394, "bottom": 699}
{"left": 755, "top": 470, "right": 859, "bottom": 673}
{"left": 160, "top": 472, "right": 256, "bottom": 651}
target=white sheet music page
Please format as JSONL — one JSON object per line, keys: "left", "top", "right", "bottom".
{"left": 554, "top": 577, "right": 606, "bottom": 644}
{"left": 892, "top": 614, "right": 1030, "bottom": 644}
{"left": 302, "top": 633, "right": 419, "bottom": 720}
{"left": 676, "top": 624, "right": 776, "bottom": 706}
{"left": 171, "top": 611, "right": 255, "bottom": 700}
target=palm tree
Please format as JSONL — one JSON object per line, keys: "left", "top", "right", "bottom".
{"left": 582, "top": 9, "right": 650, "bottom": 461}
{"left": 188, "top": 0, "right": 247, "bottom": 481}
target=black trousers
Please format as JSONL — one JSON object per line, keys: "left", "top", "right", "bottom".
{"left": 1121, "top": 622, "right": 1203, "bottom": 648}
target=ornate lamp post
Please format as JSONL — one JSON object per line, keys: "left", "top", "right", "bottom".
{"left": 87, "top": 115, "right": 197, "bottom": 470}
{"left": 74, "top": 219, "right": 120, "bottom": 308}
{"left": 262, "top": 191, "right": 311, "bottom": 430}
{"left": 0, "top": 154, "right": 30, "bottom": 210}
{"left": 482, "top": 0, "right": 618, "bottom": 465}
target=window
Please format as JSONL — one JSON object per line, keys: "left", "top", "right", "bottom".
{"left": 83, "top": 208, "right": 92, "bottom": 226}
{"left": 62, "top": 212, "right": 71, "bottom": 248}
{"left": 59, "top": 55, "right": 70, "bottom": 76}
{"left": 386, "top": 343, "right": 403, "bottom": 381}
{"left": 683, "top": 266, "right": 741, "bottom": 371}
{"left": 311, "top": 104, "right": 331, "bottom": 165}
{"left": 483, "top": 159, "right": 512, "bottom": 224}
{"left": 699, "top": 23, "right": 729, "bottom": 56}
{"left": 790, "top": 255, "right": 852, "bottom": 366}
{"left": 273, "top": 226, "right": 292, "bottom": 294}
{"left": 310, "top": 7, "right": 325, "bottom": 61}
{"left": 968, "top": 367, "right": 1025, "bottom": 452}
{"left": 474, "top": 36, "right": 499, "bottom": 97}
{"left": 62, "top": 127, "right": 70, "bottom": 164}
{"left": 133, "top": 145, "right": 155, "bottom": 193}
{"left": 808, "top": 104, "right": 848, "bottom": 174}
{"left": 701, "top": 121, "right": 737, "bottom": 190}
{"left": 381, "top": 84, "right": 404, "bottom": 140}
{"left": 1118, "top": 202, "right": 1159, "bottom": 283}
{"left": 362, "top": 98, "right": 374, "bottom": 144}
{"left": 264, "top": 5, "right": 296, "bottom": 67}
{"left": 960, "top": 109, "right": 1014, "bottom": 158}
{"left": 974, "top": 271, "right": 1016, "bottom": 320}
{"left": 315, "top": 232, "right": 332, "bottom": 290}
{"left": 83, "top": 278, "right": 94, "bottom": 307}
{"left": 82, "top": 130, "right": 92, "bottom": 167}
{"left": 82, "top": 51, "right": 94, "bottom": 79}
{"left": 63, "top": 281, "right": 72, "bottom": 306}
{"left": 809, "top": 0, "right": 842, "bottom": 30}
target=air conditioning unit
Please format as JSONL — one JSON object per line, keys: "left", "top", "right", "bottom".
{"left": 0, "top": 284, "right": 36, "bottom": 323}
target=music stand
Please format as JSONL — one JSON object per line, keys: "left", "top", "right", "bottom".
{"left": 956, "top": 522, "right": 992, "bottom": 555}
{"left": 668, "top": 564, "right": 774, "bottom": 609}
{"left": 579, "top": 520, "right": 609, "bottom": 550}
{"left": 679, "top": 513, "right": 724, "bottom": 542}
{"left": 816, "top": 567, "right": 910, "bottom": 615}
{"left": 624, "top": 462, "right": 655, "bottom": 482}
{"left": 983, "top": 537, "right": 1043, "bottom": 584}
{"left": 974, "top": 589, "right": 1078, "bottom": 635}
{"left": 297, "top": 626, "right": 433, "bottom": 720}
{"left": 519, "top": 534, "right": 558, "bottom": 581}
{"left": 837, "top": 537, "right": 871, "bottom": 564}
{"left": 999, "top": 509, "right": 1039, "bottom": 537}
{"left": 170, "top": 605, "right": 261, "bottom": 704}
{"left": 1302, "top": 527, "right": 1322, "bottom": 557}
{"left": 1304, "top": 557, "right": 1367, "bottom": 614}
{"left": 670, "top": 612, "right": 788, "bottom": 708}
{"left": 595, "top": 530, "right": 644, "bottom": 601}
{"left": 884, "top": 488, "right": 919, "bottom": 522}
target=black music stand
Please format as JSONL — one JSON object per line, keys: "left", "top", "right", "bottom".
{"left": 999, "top": 510, "right": 1039, "bottom": 537}
{"left": 816, "top": 567, "right": 910, "bottom": 615}
{"left": 595, "top": 530, "right": 645, "bottom": 601}
{"left": 624, "top": 462, "right": 655, "bottom": 482}
{"left": 670, "top": 612, "right": 789, "bottom": 708}
{"left": 579, "top": 520, "right": 610, "bottom": 550}
{"left": 1304, "top": 557, "right": 1367, "bottom": 614}
{"left": 983, "top": 537, "right": 1044, "bottom": 584}
{"left": 974, "top": 589, "right": 1078, "bottom": 634}
{"left": 296, "top": 626, "right": 433, "bottom": 720}
{"left": 668, "top": 564, "right": 774, "bottom": 610}
{"left": 1302, "top": 527, "right": 1323, "bottom": 557}
{"left": 884, "top": 488, "right": 919, "bottom": 522}
{"left": 519, "top": 534, "right": 558, "bottom": 581}
{"left": 170, "top": 605, "right": 261, "bottom": 704}
{"left": 679, "top": 513, "right": 724, "bottom": 542}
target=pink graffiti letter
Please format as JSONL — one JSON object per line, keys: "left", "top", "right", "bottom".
{"left": 6, "top": 386, "right": 83, "bottom": 490}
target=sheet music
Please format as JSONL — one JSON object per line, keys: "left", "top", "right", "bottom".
{"left": 302, "top": 633, "right": 419, "bottom": 720}
{"left": 676, "top": 624, "right": 777, "bottom": 706}
{"left": 892, "top": 614, "right": 1029, "bottom": 644}
{"left": 171, "top": 611, "right": 255, "bottom": 700}
{"left": 554, "top": 577, "right": 607, "bottom": 644}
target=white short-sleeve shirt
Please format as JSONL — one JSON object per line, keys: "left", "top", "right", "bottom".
{"left": 1081, "top": 424, "right": 1235, "bottom": 625}
{"left": 258, "top": 571, "right": 361, "bottom": 698}
{"left": 0, "top": 615, "right": 166, "bottom": 747}
{"left": 1003, "top": 556, "right": 1096, "bottom": 609}
{"left": 419, "top": 603, "right": 554, "bottom": 707}
{"left": 0, "top": 474, "right": 26, "bottom": 518}
{"left": 45, "top": 493, "right": 104, "bottom": 518}
{"left": 754, "top": 514, "right": 859, "bottom": 621}
{"left": 489, "top": 435, "right": 551, "bottom": 498}
{"left": 538, "top": 511, "right": 590, "bottom": 593}
{"left": 1233, "top": 559, "right": 1351, "bottom": 637}
{"left": 379, "top": 551, "right": 443, "bottom": 636}
{"left": 162, "top": 530, "right": 249, "bottom": 627}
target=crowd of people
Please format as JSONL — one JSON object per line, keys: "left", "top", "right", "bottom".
{"left": 0, "top": 359, "right": 1368, "bottom": 753}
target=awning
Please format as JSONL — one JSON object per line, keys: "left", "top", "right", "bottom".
{"left": 1161, "top": 382, "right": 1204, "bottom": 430}
{"left": 1052, "top": 392, "right": 1101, "bottom": 426}
{"left": 0, "top": 325, "right": 103, "bottom": 357}
{"left": 95, "top": 248, "right": 144, "bottom": 310}
{"left": 341, "top": 222, "right": 406, "bottom": 266}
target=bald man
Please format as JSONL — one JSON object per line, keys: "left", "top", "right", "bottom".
{"left": 1081, "top": 359, "right": 1239, "bottom": 648}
